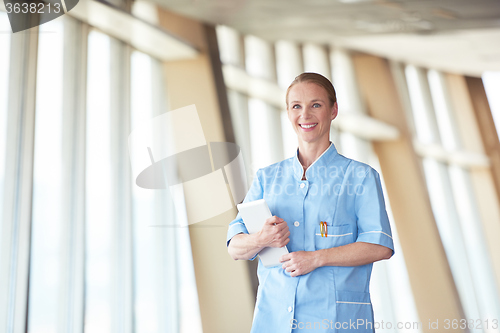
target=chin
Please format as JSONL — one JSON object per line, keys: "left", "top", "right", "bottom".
{"left": 298, "top": 136, "right": 319, "bottom": 144}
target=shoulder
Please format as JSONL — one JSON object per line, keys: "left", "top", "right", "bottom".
{"left": 337, "top": 154, "right": 380, "bottom": 181}
{"left": 255, "top": 157, "right": 294, "bottom": 181}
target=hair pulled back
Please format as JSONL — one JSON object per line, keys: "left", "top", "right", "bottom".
{"left": 286, "top": 72, "right": 337, "bottom": 108}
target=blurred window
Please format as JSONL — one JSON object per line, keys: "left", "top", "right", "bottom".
{"left": 0, "top": 12, "right": 11, "bottom": 265}
{"left": 130, "top": 50, "right": 159, "bottom": 333}
{"left": 129, "top": 50, "right": 202, "bottom": 333}
{"left": 406, "top": 65, "right": 500, "bottom": 330}
{"left": 302, "top": 43, "right": 330, "bottom": 80}
{"left": 482, "top": 71, "right": 500, "bottom": 137}
{"left": 85, "top": 29, "right": 113, "bottom": 333}
{"left": 0, "top": 10, "right": 201, "bottom": 333}
{"left": 244, "top": 35, "right": 275, "bottom": 81}
{"left": 28, "top": 18, "right": 65, "bottom": 333}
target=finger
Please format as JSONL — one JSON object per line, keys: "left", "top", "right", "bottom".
{"left": 280, "top": 254, "right": 290, "bottom": 262}
{"left": 276, "top": 234, "right": 289, "bottom": 247}
{"left": 265, "top": 217, "right": 275, "bottom": 225}
{"left": 280, "top": 237, "right": 290, "bottom": 247}
{"left": 272, "top": 216, "right": 285, "bottom": 224}
{"left": 269, "top": 224, "right": 283, "bottom": 235}
{"left": 276, "top": 222, "right": 289, "bottom": 232}
{"left": 266, "top": 216, "right": 283, "bottom": 226}
{"left": 281, "top": 230, "right": 291, "bottom": 240}
{"left": 275, "top": 239, "right": 288, "bottom": 249}
{"left": 274, "top": 226, "right": 286, "bottom": 237}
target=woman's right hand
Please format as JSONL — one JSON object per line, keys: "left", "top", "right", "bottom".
{"left": 256, "top": 216, "right": 290, "bottom": 248}
{"left": 228, "top": 216, "right": 290, "bottom": 261}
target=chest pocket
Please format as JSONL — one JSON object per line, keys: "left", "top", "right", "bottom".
{"left": 315, "top": 223, "right": 354, "bottom": 250}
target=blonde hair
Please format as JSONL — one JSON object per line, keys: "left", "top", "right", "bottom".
{"left": 286, "top": 72, "right": 337, "bottom": 108}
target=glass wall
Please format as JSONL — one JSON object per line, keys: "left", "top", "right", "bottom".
{"left": 482, "top": 71, "right": 500, "bottom": 136}
{"left": 129, "top": 50, "right": 203, "bottom": 333}
{"left": 0, "top": 10, "right": 200, "bottom": 333}
{"left": 130, "top": 50, "right": 160, "bottom": 333}
{"left": 85, "top": 30, "right": 114, "bottom": 333}
{"left": 28, "top": 18, "right": 65, "bottom": 333}
{"left": 0, "top": 11, "right": 11, "bottom": 268}
{"left": 404, "top": 65, "right": 500, "bottom": 332}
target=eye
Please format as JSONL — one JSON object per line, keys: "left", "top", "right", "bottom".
{"left": 292, "top": 104, "right": 301, "bottom": 109}
{"left": 312, "top": 103, "right": 321, "bottom": 108}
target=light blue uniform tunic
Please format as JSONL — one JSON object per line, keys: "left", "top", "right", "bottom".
{"left": 227, "top": 143, "right": 394, "bottom": 333}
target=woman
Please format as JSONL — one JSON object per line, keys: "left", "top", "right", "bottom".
{"left": 227, "top": 72, "right": 394, "bottom": 333}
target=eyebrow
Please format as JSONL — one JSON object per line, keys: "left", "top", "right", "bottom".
{"left": 290, "top": 99, "right": 326, "bottom": 104}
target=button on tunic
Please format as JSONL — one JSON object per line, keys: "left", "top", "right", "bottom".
{"left": 227, "top": 143, "right": 394, "bottom": 333}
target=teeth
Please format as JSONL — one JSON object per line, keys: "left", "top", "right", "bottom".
{"left": 301, "top": 123, "right": 317, "bottom": 129}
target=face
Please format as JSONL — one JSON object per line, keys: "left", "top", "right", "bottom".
{"left": 287, "top": 82, "right": 338, "bottom": 146}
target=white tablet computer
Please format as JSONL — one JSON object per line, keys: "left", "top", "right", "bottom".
{"left": 236, "top": 199, "right": 289, "bottom": 268}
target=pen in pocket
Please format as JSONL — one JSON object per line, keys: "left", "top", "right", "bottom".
{"left": 320, "top": 221, "right": 328, "bottom": 237}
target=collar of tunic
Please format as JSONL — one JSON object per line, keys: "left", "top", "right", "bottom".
{"left": 292, "top": 141, "right": 338, "bottom": 181}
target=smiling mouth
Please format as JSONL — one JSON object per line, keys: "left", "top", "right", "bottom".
{"left": 299, "top": 123, "right": 318, "bottom": 129}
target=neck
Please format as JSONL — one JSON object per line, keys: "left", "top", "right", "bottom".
{"left": 297, "top": 139, "right": 331, "bottom": 170}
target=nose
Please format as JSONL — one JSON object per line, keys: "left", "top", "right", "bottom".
{"left": 300, "top": 106, "right": 312, "bottom": 119}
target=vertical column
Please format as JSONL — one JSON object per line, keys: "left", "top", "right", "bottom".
{"left": 245, "top": 35, "right": 284, "bottom": 168}
{"left": 226, "top": 89, "right": 252, "bottom": 177}
{"left": 465, "top": 76, "right": 500, "bottom": 207}
{"left": 216, "top": 25, "right": 252, "bottom": 180}
{"left": 158, "top": 9, "right": 255, "bottom": 333}
{"left": 389, "top": 61, "right": 418, "bottom": 138}
{"left": 275, "top": 40, "right": 303, "bottom": 90}
{"left": 58, "top": 18, "right": 88, "bottom": 333}
{"left": 206, "top": 26, "right": 235, "bottom": 144}
{"left": 152, "top": 56, "right": 180, "bottom": 333}
{"left": 109, "top": 38, "right": 133, "bottom": 333}
{"left": 329, "top": 48, "right": 371, "bottom": 161}
{"left": 330, "top": 48, "right": 365, "bottom": 116}
{"left": 0, "top": 25, "right": 39, "bottom": 333}
{"left": 352, "top": 54, "right": 465, "bottom": 332}
{"left": 275, "top": 40, "right": 302, "bottom": 158}
{"left": 302, "top": 43, "right": 331, "bottom": 80}
{"left": 405, "top": 66, "right": 440, "bottom": 144}
{"left": 464, "top": 76, "right": 500, "bottom": 321}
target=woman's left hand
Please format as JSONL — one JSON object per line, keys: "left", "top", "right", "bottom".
{"left": 280, "top": 251, "right": 319, "bottom": 277}
{"left": 280, "top": 243, "right": 393, "bottom": 276}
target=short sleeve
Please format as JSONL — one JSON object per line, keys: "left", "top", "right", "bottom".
{"left": 354, "top": 168, "right": 395, "bottom": 256}
{"left": 226, "top": 170, "right": 265, "bottom": 260}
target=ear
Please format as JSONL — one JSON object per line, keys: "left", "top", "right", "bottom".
{"left": 331, "top": 102, "right": 338, "bottom": 121}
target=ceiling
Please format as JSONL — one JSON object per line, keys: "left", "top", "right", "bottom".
{"left": 150, "top": 0, "right": 500, "bottom": 76}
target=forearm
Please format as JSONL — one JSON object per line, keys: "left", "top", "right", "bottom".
{"left": 316, "top": 241, "right": 393, "bottom": 267}
{"left": 228, "top": 216, "right": 290, "bottom": 261}
{"left": 228, "top": 233, "right": 265, "bottom": 261}
{"left": 281, "top": 241, "right": 393, "bottom": 277}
